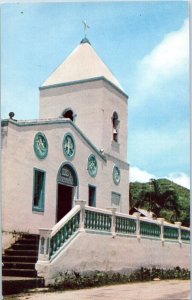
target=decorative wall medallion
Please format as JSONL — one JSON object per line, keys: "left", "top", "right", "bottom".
{"left": 88, "top": 154, "right": 98, "bottom": 177}
{"left": 34, "top": 132, "right": 48, "bottom": 159}
{"left": 113, "top": 165, "right": 121, "bottom": 185}
{"left": 63, "top": 133, "right": 75, "bottom": 159}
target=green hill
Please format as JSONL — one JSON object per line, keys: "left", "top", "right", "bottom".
{"left": 129, "top": 178, "right": 190, "bottom": 226}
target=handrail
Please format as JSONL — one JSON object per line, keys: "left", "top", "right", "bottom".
{"left": 51, "top": 205, "right": 81, "bottom": 237}
{"left": 85, "top": 205, "right": 112, "bottom": 215}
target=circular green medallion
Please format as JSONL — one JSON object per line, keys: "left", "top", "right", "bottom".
{"left": 34, "top": 132, "right": 48, "bottom": 159}
{"left": 113, "top": 165, "right": 120, "bottom": 185}
{"left": 63, "top": 133, "right": 75, "bottom": 159}
{"left": 88, "top": 154, "right": 98, "bottom": 177}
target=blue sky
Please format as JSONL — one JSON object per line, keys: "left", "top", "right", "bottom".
{"left": 1, "top": 2, "right": 190, "bottom": 188}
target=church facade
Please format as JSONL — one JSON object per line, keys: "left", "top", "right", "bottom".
{"left": 2, "top": 37, "right": 129, "bottom": 246}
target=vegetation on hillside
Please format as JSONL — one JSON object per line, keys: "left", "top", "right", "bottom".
{"left": 129, "top": 178, "right": 190, "bottom": 227}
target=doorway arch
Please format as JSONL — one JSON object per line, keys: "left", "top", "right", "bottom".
{"left": 56, "top": 162, "right": 79, "bottom": 222}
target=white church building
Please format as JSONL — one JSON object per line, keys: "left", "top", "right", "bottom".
{"left": 2, "top": 36, "right": 189, "bottom": 287}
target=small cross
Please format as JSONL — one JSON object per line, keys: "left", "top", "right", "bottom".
{"left": 82, "top": 20, "right": 90, "bottom": 37}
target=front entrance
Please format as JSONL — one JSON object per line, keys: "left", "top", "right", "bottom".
{"left": 57, "top": 184, "right": 74, "bottom": 222}
{"left": 56, "top": 163, "right": 78, "bottom": 223}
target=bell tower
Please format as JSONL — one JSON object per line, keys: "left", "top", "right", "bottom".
{"left": 39, "top": 38, "right": 128, "bottom": 161}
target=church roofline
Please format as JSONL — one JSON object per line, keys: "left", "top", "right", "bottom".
{"left": 39, "top": 76, "right": 128, "bottom": 99}
{"left": 1, "top": 118, "right": 107, "bottom": 162}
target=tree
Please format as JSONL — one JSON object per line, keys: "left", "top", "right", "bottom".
{"left": 134, "top": 179, "right": 180, "bottom": 222}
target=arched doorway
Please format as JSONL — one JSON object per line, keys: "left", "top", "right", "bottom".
{"left": 56, "top": 163, "right": 78, "bottom": 222}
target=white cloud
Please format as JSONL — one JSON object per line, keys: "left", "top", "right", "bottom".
{"left": 129, "top": 166, "right": 156, "bottom": 183}
{"left": 166, "top": 172, "right": 190, "bottom": 189}
{"left": 130, "top": 166, "right": 190, "bottom": 190}
{"left": 132, "top": 18, "right": 189, "bottom": 104}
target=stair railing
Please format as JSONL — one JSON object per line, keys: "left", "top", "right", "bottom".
{"left": 38, "top": 200, "right": 190, "bottom": 263}
{"left": 38, "top": 203, "right": 82, "bottom": 262}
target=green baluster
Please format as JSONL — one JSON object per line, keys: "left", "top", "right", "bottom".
{"left": 125, "top": 219, "right": 128, "bottom": 233}
{"left": 121, "top": 218, "right": 124, "bottom": 232}
{"left": 145, "top": 222, "right": 147, "bottom": 235}
{"left": 150, "top": 223, "right": 152, "bottom": 236}
{"left": 118, "top": 218, "right": 121, "bottom": 232}
{"left": 66, "top": 221, "right": 70, "bottom": 237}
{"left": 150, "top": 224, "right": 153, "bottom": 236}
{"left": 109, "top": 216, "right": 112, "bottom": 231}
{"left": 71, "top": 218, "right": 74, "bottom": 234}
{"left": 89, "top": 211, "right": 93, "bottom": 229}
{"left": 104, "top": 214, "right": 107, "bottom": 231}
{"left": 118, "top": 217, "right": 121, "bottom": 232}
{"left": 87, "top": 211, "right": 90, "bottom": 228}
{"left": 155, "top": 225, "right": 158, "bottom": 237}
{"left": 146, "top": 223, "right": 149, "bottom": 235}
{"left": 85, "top": 211, "right": 88, "bottom": 228}
{"left": 64, "top": 224, "right": 68, "bottom": 240}
{"left": 115, "top": 217, "right": 118, "bottom": 232}
{"left": 141, "top": 222, "right": 144, "bottom": 235}
{"left": 124, "top": 218, "right": 127, "bottom": 233}
{"left": 106, "top": 215, "right": 109, "bottom": 231}
{"left": 97, "top": 213, "right": 100, "bottom": 230}
{"left": 96, "top": 213, "right": 99, "bottom": 230}
{"left": 100, "top": 214, "right": 103, "bottom": 230}
{"left": 103, "top": 214, "right": 106, "bottom": 230}
{"left": 53, "top": 236, "right": 57, "bottom": 253}
{"left": 121, "top": 218, "right": 124, "bottom": 233}
{"left": 94, "top": 212, "right": 97, "bottom": 229}
{"left": 129, "top": 219, "right": 132, "bottom": 233}
{"left": 116, "top": 217, "right": 118, "bottom": 232}
{"left": 76, "top": 212, "right": 80, "bottom": 230}
{"left": 56, "top": 232, "right": 60, "bottom": 249}
{"left": 140, "top": 221, "right": 142, "bottom": 235}
{"left": 105, "top": 214, "right": 108, "bottom": 231}
{"left": 148, "top": 223, "right": 150, "bottom": 235}
{"left": 85, "top": 211, "right": 87, "bottom": 228}
{"left": 100, "top": 213, "right": 103, "bottom": 230}
{"left": 130, "top": 219, "right": 134, "bottom": 233}
{"left": 74, "top": 214, "right": 77, "bottom": 231}
{"left": 50, "top": 238, "right": 53, "bottom": 256}
{"left": 60, "top": 228, "right": 64, "bottom": 244}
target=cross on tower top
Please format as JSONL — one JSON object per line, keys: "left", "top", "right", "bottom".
{"left": 82, "top": 20, "right": 90, "bottom": 38}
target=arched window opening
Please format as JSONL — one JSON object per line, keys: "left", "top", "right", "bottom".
{"left": 62, "top": 109, "right": 74, "bottom": 121}
{"left": 112, "top": 112, "right": 119, "bottom": 142}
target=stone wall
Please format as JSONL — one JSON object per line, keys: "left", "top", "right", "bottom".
{"left": 36, "top": 230, "right": 190, "bottom": 285}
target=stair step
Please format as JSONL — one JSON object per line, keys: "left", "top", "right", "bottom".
{"left": 3, "top": 268, "right": 37, "bottom": 277}
{"left": 2, "top": 255, "right": 37, "bottom": 263}
{"left": 12, "top": 244, "right": 39, "bottom": 251}
{"left": 2, "top": 277, "right": 44, "bottom": 295}
{"left": 4, "top": 249, "right": 38, "bottom": 256}
{"left": 3, "top": 262, "right": 35, "bottom": 270}
{"left": 2, "top": 233, "right": 42, "bottom": 295}
{"left": 21, "top": 234, "right": 40, "bottom": 240}
{"left": 17, "top": 238, "right": 39, "bottom": 245}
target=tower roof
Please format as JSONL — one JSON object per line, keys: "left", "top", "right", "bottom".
{"left": 41, "top": 39, "right": 125, "bottom": 92}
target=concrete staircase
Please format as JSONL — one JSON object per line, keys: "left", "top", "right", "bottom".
{"left": 2, "top": 234, "right": 44, "bottom": 295}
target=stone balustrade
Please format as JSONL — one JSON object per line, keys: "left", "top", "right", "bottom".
{"left": 38, "top": 200, "right": 190, "bottom": 263}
